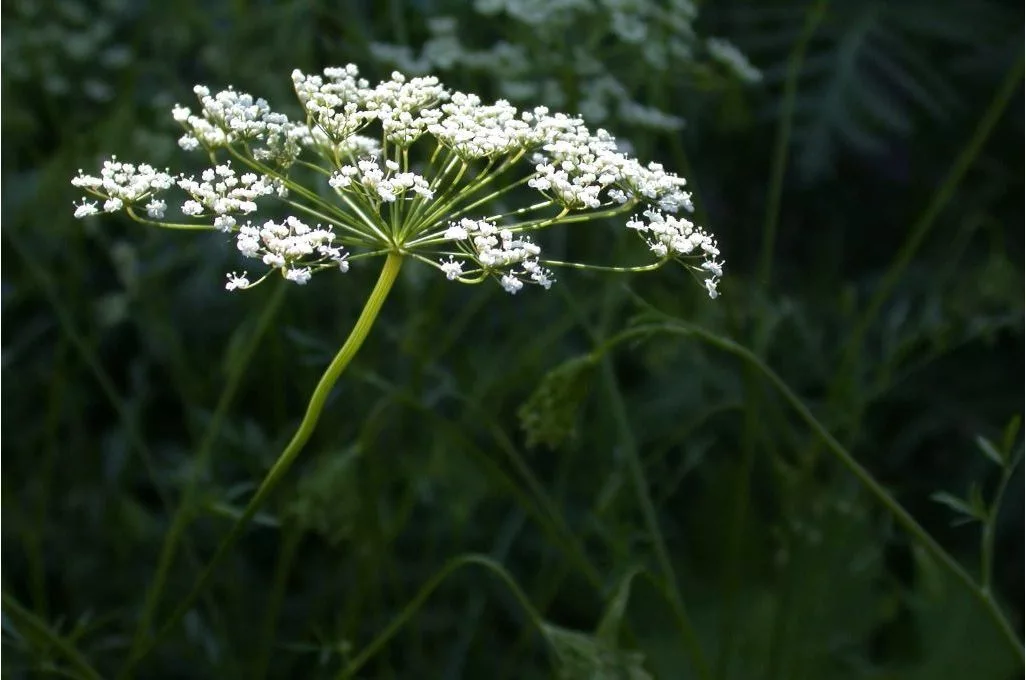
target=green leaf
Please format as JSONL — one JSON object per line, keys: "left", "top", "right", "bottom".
{"left": 596, "top": 568, "right": 642, "bottom": 645}
{"left": 966, "top": 482, "right": 988, "bottom": 517}
{"left": 517, "top": 354, "right": 597, "bottom": 450}
{"left": 1000, "top": 415, "right": 1021, "bottom": 458}
{"left": 974, "top": 435, "right": 1004, "bottom": 467}
{"left": 542, "top": 622, "right": 652, "bottom": 680}
{"left": 286, "top": 446, "right": 363, "bottom": 545}
{"left": 930, "top": 491, "right": 983, "bottom": 523}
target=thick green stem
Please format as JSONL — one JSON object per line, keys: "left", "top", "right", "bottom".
{"left": 119, "top": 253, "right": 404, "bottom": 677}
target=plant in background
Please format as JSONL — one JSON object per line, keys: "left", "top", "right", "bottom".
{"left": 69, "top": 62, "right": 723, "bottom": 670}
{"left": 3, "top": 0, "right": 134, "bottom": 108}
{"left": 369, "top": 0, "right": 761, "bottom": 136}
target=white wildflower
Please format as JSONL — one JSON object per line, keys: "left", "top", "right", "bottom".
{"left": 440, "top": 256, "right": 464, "bottom": 280}
{"left": 146, "top": 199, "right": 167, "bottom": 219}
{"left": 73, "top": 199, "right": 99, "bottom": 218}
{"left": 71, "top": 157, "right": 174, "bottom": 214}
{"left": 285, "top": 267, "right": 312, "bottom": 285}
{"left": 500, "top": 274, "right": 524, "bottom": 294}
{"left": 214, "top": 215, "right": 237, "bottom": 232}
{"left": 71, "top": 62, "right": 724, "bottom": 299}
{"left": 225, "top": 272, "right": 251, "bottom": 291}
{"left": 177, "top": 162, "right": 273, "bottom": 217}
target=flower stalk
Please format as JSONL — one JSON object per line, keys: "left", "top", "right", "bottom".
{"left": 120, "top": 252, "right": 404, "bottom": 676}
{"left": 72, "top": 63, "right": 726, "bottom": 674}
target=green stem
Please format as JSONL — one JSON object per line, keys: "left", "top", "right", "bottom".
{"left": 715, "top": 397, "right": 758, "bottom": 680}
{"left": 830, "top": 54, "right": 1025, "bottom": 433}
{"left": 757, "top": 0, "right": 828, "bottom": 287}
{"left": 542, "top": 259, "right": 665, "bottom": 274}
{"left": 601, "top": 319, "right": 1025, "bottom": 662}
{"left": 338, "top": 554, "right": 554, "bottom": 680}
{"left": 566, "top": 286, "right": 711, "bottom": 679}
{"left": 354, "top": 370, "right": 606, "bottom": 590}
{"left": 119, "top": 252, "right": 404, "bottom": 676}
{"left": 596, "top": 359, "right": 713, "bottom": 680}
{"left": 125, "top": 283, "right": 288, "bottom": 665}
{"left": 7, "top": 226, "right": 223, "bottom": 656}
{"left": 28, "top": 340, "right": 68, "bottom": 617}
{"left": 253, "top": 528, "right": 304, "bottom": 679}
{"left": 2, "top": 592, "right": 104, "bottom": 680}
{"left": 981, "top": 447, "right": 1023, "bottom": 596}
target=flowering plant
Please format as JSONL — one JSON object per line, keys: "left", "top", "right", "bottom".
{"left": 69, "top": 64, "right": 723, "bottom": 667}
{"left": 72, "top": 64, "right": 723, "bottom": 298}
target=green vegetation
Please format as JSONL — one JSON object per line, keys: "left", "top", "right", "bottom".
{"left": 3, "top": 0, "right": 1022, "bottom": 678}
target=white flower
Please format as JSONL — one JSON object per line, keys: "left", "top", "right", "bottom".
{"left": 178, "top": 135, "right": 201, "bottom": 151}
{"left": 440, "top": 257, "right": 464, "bottom": 280}
{"left": 626, "top": 208, "right": 724, "bottom": 297}
{"left": 629, "top": 208, "right": 719, "bottom": 263}
{"left": 225, "top": 272, "right": 251, "bottom": 291}
{"left": 73, "top": 200, "right": 99, "bottom": 218}
{"left": 173, "top": 85, "right": 300, "bottom": 162}
{"left": 146, "top": 199, "right": 167, "bottom": 219}
{"left": 214, "top": 215, "right": 237, "bottom": 232}
{"left": 71, "top": 62, "right": 724, "bottom": 300}
{"left": 444, "top": 217, "right": 554, "bottom": 293}
{"left": 178, "top": 161, "right": 273, "bottom": 217}
{"left": 229, "top": 216, "right": 348, "bottom": 287}
{"left": 285, "top": 267, "right": 312, "bottom": 285}
{"left": 701, "top": 259, "right": 723, "bottom": 278}
{"left": 444, "top": 223, "right": 468, "bottom": 240}
{"left": 500, "top": 274, "right": 523, "bottom": 294}
{"left": 292, "top": 65, "right": 376, "bottom": 141}
{"left": 71, "top": 157, "right": 174, "bottom": 215}
{"left": 237, "top": 230, "right": 260, "bottom": 258}
{"left": 328, "top": 172, "right": 353, "bottom": 189}
{"left": 428, "top": 92, "right": 530, "bottom": 158}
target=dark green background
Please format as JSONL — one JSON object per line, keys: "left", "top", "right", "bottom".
{"left": 2, "top": 0, "right": 1023, "bottom": 677}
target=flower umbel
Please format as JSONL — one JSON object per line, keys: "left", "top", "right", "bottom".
{"left": 72, "top": 64, "right": 724, "bottom": 297}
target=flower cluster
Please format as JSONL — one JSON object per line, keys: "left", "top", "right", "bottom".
{"left": 72, "top": 157, "right": 174, "bottom": 217}
{"left": 177, "top": 162, "right": 277, "bottom": 229}
{"left": 71, "top": 63, "right": 724, "bottom": 298}
{"left": 430, "top": 93, "right": 535, "bottom": 159}
{"left": 443, "top": 218, "right": 554, "bottom": 293}
{"left": 626, "top": 209, "right": 722, "bottom": 297}
{"left": 228, "top": 216, "right": 349, "bottom": 290}
{"left": 329, "top": 160, "right": 433, "bottom": 204}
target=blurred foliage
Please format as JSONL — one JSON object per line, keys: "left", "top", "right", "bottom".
{"left": 2, "top": 0, "right": 1023, "bottom": 678}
